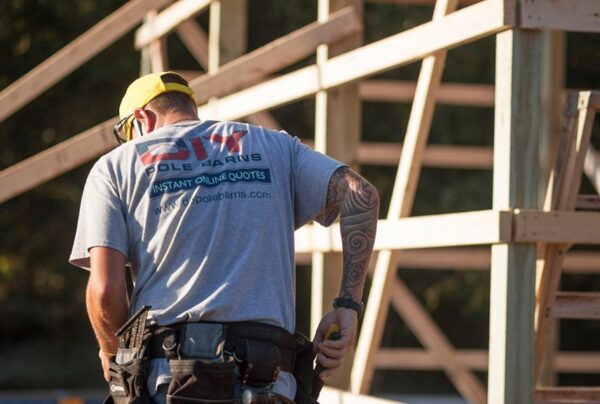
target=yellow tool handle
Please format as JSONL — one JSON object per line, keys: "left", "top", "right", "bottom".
{"left": 324, "top": 324, "right": 341, "bottom": 340}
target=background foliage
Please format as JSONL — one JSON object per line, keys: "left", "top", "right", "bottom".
{"left": 1, "top": 0, "right": 599, "bottom": 395}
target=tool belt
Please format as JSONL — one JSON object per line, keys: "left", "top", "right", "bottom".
{"left": 149, "top": 321, "right": 297, "bottom": 387}
{"left": 108, "top": 309, "right": 323, "bottom": 404}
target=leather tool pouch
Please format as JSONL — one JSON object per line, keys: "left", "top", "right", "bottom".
{"left": 292, "top": 333, "right": 320, "bottom": 404}
{"left": 108, "top": 348, "right": 151, "bottom": 404}
{"left": 108, "top": 306, "right": 152, "bottom": 404}
{"left": 167, "top": 323, "right": 235, "bottom": 404}
{"left": 236, "top": 339, "right": 281, "bottom": 387}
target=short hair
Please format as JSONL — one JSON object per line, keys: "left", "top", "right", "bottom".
{"left": 147, "top": 73, "right": 197, "bottom": 116}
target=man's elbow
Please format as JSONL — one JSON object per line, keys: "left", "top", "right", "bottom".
{"left": 86, "top": 279, "right": 124, "bottom": 310}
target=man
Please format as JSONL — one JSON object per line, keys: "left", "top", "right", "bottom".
{"left": 70, "top": 71, "right": 379, "bottom": 403}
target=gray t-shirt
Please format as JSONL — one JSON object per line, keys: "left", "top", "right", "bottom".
{"left": 70, "top": 120, "right": 342, "bottom": 332}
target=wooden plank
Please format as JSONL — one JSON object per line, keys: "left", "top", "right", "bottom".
{"left": 389, "top": 275, "right": 488, "bottom": 402}
{"left": 515, "top": 210, "right": 600, "bottom": 245}
{"left": 554, "top": 292, "right": 600, "bottom": 319}
{"left": 298, "top": 248, "right": 600, "bottom": 274}
{"left": 295, "top": 210, "right": 511, "bottom": 253}
{"left": 534, "top": 92, "right": 590, "bottom": 381}
{"left": 356, "top": 142, "right": 493, "bottom": 168}
{"left": 488, "top": 27, "right": 542, "bottom": 404}
{"left": 147, "top": 9, "right": 169, "bottom": 73}
{"left": 134, "top": 0, "right": 212, "bottom": 49}
{"left": 376, "top": 348, "right": 600, "bottom": 373}
{"left": 198, "top": 0, "right": 514, "bottom": 121}
{"left": 521, "top": 0, "right": 600, "bottom": 33}
{"left": 352, "top": 0, "right": 487, "bottom": 401}
{"left": 0, "top": 118, "right": 117, "bottom": 203}
{"left": 175, "top": 20, "right": 210, "bottom": 69}
{"left": 535, "top": 387, "right": 600, "bottom": 402}
{"left": 359, "top": 80, "right": 495, "bottom": 106}
{"left": 353, "top": 0, "right": 460, "bottom": 393}
{"left": 311, "top": 0, "right": 363, "bottom": 390}
{"left": 191, "top": 6, "right": 362, "bottom": 105}
{"left": 0, "top": 0, "right": 172, "bottom": 124}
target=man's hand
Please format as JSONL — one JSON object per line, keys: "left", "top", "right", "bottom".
{"left": 313, "top": 307, "right": 358, "bottom": 379}
{"left": 99, "top": 350, "right": 114, "bottom": 382}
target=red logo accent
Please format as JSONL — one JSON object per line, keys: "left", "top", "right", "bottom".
{"left": 140, "top": 143, "right": 190, "bottom": 165}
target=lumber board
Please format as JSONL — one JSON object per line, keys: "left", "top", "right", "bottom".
{"left": 356, "top": 142, "right": 493, "bottom": 168}
{"left": 389, "top": 275, "right": 488, "bottom": 403}
{"left": 175, "top": 19, "right": 210, "bottom": 69}
{"left": 135, "top": 0, "right": 212, "bottom": 49}
{"left": 352, "top": 0, "right": 490, "bottom": 400}
{"left": 521, "top": 0, "right": 600, "bottom": 33}
{"left": 515, "top": 209, "right": 600, "bottom": 244}
{"left": 295, "top": 210, "right": 511, "bottom": 253}
{"left": 553, "top": 292, "right": 600, "bottom": 319}
{"left": 198, "top": 0, "right": 514, "bottom": 120}
{"left": 191, "top": 6, "right": 362, "bottom": 105}
{"left": 0, "top": 118, "right": 117, "bottom": 203}
{"left": 359, "top": 80, "right": 495, "bottom": 106}
{"left": 297, "top": 248, "right": 600, "bottom": 274}
{"left": 535, "top": 387, "right": 600, "bottom": 402}
{"left": 311, "top": 0, "right": 363, "bottom": 389}
{"left": 0, "top": 0, "right": 172, "bottom": 124}
{"left": 375, "top": 348, "right": 600, "bottom": 373}
{"left": 488, "top": 27, "right": 542, "bottom": 404}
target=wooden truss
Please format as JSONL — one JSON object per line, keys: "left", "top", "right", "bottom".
{"left": 2, "top": 0, "right": 600, "bottom": 403}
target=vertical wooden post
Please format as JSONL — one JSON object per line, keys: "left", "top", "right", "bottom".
{"left": 488, "top": 26, "right": 542, "bottom": 403}
{"left": 140, "top": 9, "right": 169, "bottom": 75}
{"left": 312, "top": 0, "right": 363, "bottom": 390}
{"left": 537, "top": 29, "right": 566, "bottom": 387}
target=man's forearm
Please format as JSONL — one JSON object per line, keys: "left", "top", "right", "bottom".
{"left": 339, "top": 172, "right": 379, "bottom": 301}
{"left": 86, "top": 283, "right": 128, "bottom": 354}
{"left": 88, "top": 246, "right": 129, "bottom": 355}
{"left": 322, "top": 167, "right": 380, "bottom": 302}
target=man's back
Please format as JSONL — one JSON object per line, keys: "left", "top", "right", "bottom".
{"left": 70, "top": 119, "right": 342, "bottom": 331}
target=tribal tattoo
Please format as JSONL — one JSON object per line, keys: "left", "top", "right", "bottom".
{"left": 320, "top": 167, "right": 380, "bottom": 302}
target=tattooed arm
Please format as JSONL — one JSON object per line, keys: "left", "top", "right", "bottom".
{"left": 313, "top": 166, "right": 379, "bottom": 377}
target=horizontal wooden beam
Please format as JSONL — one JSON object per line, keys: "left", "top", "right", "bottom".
{"left": 535, "top": 387, "right": 600, "bottom": 402}
{"left": 298, "top": 248, "right": 600, "bottom": 274}
{"left": 357, "top": 142, "right": 493, "bottom": 168}
{"left": 554, "top": 292, "right": 600, "bottom": 319}
{"left": 295, "top": 210, "right": 512, "bottom": 252}
{"left": 198, "top": 0, "right": 513, "bottom": 120}
{"left": 359, "top": 80, "right": 495, "bottom": 107}
{"left": 376, "top": 348, "right": 600, "bottom": 373}
{"left": 135, "top": 0, "right": 212, "bottom": 49}
{"left": 0, "top": 118, "right": 116, "bottom": 203}
{"left": 0, "top": 0, "right": 172, "bottom": 124}
{"left": 521, "top": 0, "right": 600, "bottom": 33}
{"left": 514, "top": 209, "right": 600, "bottom": 244}
{"left": 191, "top": 6, "right": 362, "bottom": 105}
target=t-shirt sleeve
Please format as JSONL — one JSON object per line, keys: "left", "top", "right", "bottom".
{"left": 69, "top": 164, "right": 129, "bottom": 270}
{"left": 292, "top": 138, "right": 345, "bottom": 229}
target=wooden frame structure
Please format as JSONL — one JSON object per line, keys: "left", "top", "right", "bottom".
{"left": 2, "top": 0, "right": 600, "bottom": 402}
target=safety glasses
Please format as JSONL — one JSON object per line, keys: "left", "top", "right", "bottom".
{"left": 113, "top": 114, "right": 134, "bottom": 145}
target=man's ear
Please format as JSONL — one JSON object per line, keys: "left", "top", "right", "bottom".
{"left": 133, "top": 108, "right": 156, "bottom": 134}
